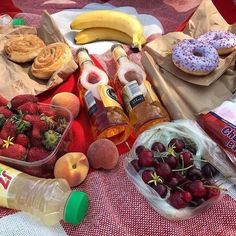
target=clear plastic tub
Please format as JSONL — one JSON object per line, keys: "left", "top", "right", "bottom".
{"left": 124, "top": 120, "right": 225, "bottom": 220}
{"left": 0, "top": 103, "right": 73, "bottom": 178}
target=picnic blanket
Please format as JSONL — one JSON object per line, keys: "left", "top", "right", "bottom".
{"left": 1, "top": 0, "right": 236, "bottom": 235}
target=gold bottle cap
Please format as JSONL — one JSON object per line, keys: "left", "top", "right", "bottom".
{"left": 76, "top": 47, "right": 92, "bottom": 67}
{"left": 111, "top": 44, "right": 127, "bottom": 62}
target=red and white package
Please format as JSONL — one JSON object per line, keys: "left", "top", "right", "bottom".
{"left": 198, "top": 98, "right": 236, "bottom": 165}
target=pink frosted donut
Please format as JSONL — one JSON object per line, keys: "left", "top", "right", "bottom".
{"left": 197, "top": 31, "right": 236, "bottom": 55}
{"left": 172, "top": 39, "right": 219, "bottom": 76}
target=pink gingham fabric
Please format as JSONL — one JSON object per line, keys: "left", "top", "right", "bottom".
{"left": 1, "top": 0, "right": 236, "bottom": 235}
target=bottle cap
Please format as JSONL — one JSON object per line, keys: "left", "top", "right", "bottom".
{"left": 64, "top": 191, "right": 89, "bottom": 225}
{"left": 111, "top": 43, "right": 127, "bottom": 61}
{"left": 76, "top": 47, "right": 92, "bottom": 67}
{"left": 12, "top": 18, "right": 25, "bottom": 26}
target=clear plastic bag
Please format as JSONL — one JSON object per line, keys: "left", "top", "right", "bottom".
{"left": 124, "top": 120, "right": 226, "bottom": 220}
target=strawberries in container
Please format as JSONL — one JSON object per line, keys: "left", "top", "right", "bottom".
{"left": 124, "top": 120, "right": 225, "bottom": 220}
{"left": 0, "top": 94, "right": 73, "bottom": 178}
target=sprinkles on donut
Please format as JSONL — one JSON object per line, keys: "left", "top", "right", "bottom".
{"left": 172, "top": 39, "right": 219, "bottom": 76}
{"left": 197, "top": 31, "right": 236, "bottom": 55}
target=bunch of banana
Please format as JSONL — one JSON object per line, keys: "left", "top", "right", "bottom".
{"left": 70, "top": 10, "right": 146, "bottom": 49}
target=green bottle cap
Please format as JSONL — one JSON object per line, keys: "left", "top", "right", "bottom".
{"left": 64, "top": 191, "right": 89, "bottom": 225}
{"left": 12, "top": 18, "right": 25, "bottom": 26}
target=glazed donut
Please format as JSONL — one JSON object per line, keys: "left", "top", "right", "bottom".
{"left": 172, "top": 39, "right": 219, "bottom": 76}
{"left": 197, "top": 31, "right": 236, "bottom": 55}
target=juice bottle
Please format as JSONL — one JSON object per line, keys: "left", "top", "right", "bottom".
{"left": 0, "top": 163, "right": 88, "bottom": 225}
{"left": 111, "top": 44, "right": 170, "bottom": 135}
{"left": 76, "top": 47, "right": 131, "bottom": 145}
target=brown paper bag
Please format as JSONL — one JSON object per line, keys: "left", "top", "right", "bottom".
{"left": 141, "top": 51, "right": 236, "bottom": 120}
{"left": 144, "top": 0, "right": 236, "bottom": 86}
{"left": 141, "top": 0, "right": 236, "bottom": 120}
{"left": 0, "top": 11, "right": 78, "bottom": 100}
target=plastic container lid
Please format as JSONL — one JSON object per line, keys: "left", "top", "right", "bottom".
{"left": 12, "top": 18, "right": 25, "bottom": 26}
{"left": 64, "top": 191, "right": 88, "bottom": 224}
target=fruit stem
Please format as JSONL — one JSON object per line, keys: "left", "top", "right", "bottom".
{"left": 191, "top": 158, "right": 209, "bottom": 163}
{"left": 204, "top": 184, "right": 227, "bottom": 192}
{"left": 172, "top": 164, "right": 194, "bottom": 172}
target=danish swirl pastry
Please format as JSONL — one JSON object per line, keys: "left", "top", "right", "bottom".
{"left": 31, "top": 42, "right": 72, "bottom": 80}
{"left": 4, "top": 34, "right": 46, "bottom": 63}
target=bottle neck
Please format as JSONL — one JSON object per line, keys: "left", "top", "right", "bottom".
{"left": 117, "top": 56, "right": 129, "bottom": 65}
{"left": 77, "top": 50, "right": 93, "bottom": 68}
{"left": 80, "top": 60, "right": 93, "bottom": 69}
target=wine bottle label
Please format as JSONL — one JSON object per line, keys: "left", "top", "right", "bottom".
{"left": 122, "top": 81, "right": 145, "bottom": 112}
{"left": 97, "top": 84, "right": 122, "bottom": 108}
{"left": 77, "top": 50, "right": 92, "bottom": 67}
{"left": 143, "top": 80, "right": 159, "bottom": 103}
{"left": 112, "top": 45, "right": 127, "bottom": 62}
{"left": 84, "top": 90, "right": 97, "bottom": 116}
{"left": 0, "top": 163, "right": 21, "bottom": 208}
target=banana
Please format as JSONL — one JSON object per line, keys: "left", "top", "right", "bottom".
{"left": 70, "top": 10, "right": 145, "bottom": 49}
{"left": 74, "top": 27, "right": 146, "bottom": 46}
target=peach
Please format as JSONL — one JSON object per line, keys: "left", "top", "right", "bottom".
{"left": 51, "top": 92, "right": 80, "bottom": 119}
{"left": 87, "top": 139, "right": 119, "bottom": 170}
{"left": 54, "top": 152, "right": 89, "bottom": 187}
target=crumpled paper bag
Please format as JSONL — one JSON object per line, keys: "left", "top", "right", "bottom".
{"left": 0, "top": 11, "right": 78, "bottom": 100}
{"left": 142, "top": 0, "right": 236, "bottom": 120}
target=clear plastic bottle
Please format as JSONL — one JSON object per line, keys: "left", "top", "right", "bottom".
{"left": 0, "top": 163, "right": 88, "bottom": 225}
{"left": 76, "top": 47, "right": 131, "bottom": 145}
{"left": 111, "top": 44, "right": 170, "bottom": 135}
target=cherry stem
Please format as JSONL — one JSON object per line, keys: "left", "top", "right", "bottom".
{"left": 191, "top": 158, "right": 208, "bottom": 163}
{"left": 172, "top": 164, "right": 194, "bottom": 172}
{"left": 204, "top": 184, "right": 227, "bottom": 192}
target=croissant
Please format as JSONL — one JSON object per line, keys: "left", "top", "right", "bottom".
{"left": 31, "top": 42, "right": 72, "bottom": 80}
{"left": 4, "top": 34, "right": 46, "bottom": 63}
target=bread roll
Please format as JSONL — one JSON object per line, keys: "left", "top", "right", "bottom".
{"left": 4, "top": 34, "right": 46, "bottom": 63}
{"left": 31, "top": 42, "right": 72, "bottom": 80}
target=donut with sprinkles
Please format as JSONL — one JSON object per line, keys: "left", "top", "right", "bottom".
{"left": 197, "top": 31, "right": 236, "bottom": 55}
{"left": 172, "top": 39, "right": 219, "bottom": 76}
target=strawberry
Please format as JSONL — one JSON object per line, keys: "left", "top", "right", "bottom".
{"left": 1, "top": 144, "right": 27, "bottom": 160}
{"left": 18, "top": 102, "right": 38, "bottom": 114}
{"left": 0, "top": 137, "right": 3, "bottom": 147}
{"left": 0, "top": 95, "right": 8, "bottom": 106}
{"left": 31, "top": 120, "right": 49, "bottom": 139}
{"left": 15, "top": 134, "right": 29, "bottom": 147}
{"left": 29, "top": 135, "right": 43, "bottom": 148}
{"left": 23, "top": 114, "right": 41, "bottom": 123}
{"left": 11, "top": 94, "right": 38, "bottom": 109}
{"left": 0, "top": 106, "right": 12, "bottom": 118}
{"left": 27, "top": 147, "right": 50, "bottom": 162}
{"left": 0, "top": 120, "right": 16, "bottom": 139}
{"left": 38, "top": 105, "right": 55, "bottom": 117}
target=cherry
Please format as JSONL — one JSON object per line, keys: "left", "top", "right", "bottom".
{"left": 169, "top": 191, "right": 187, "bottom": 209}
{"left": 179, "top": 151, "right": 193, "bottom": 167}
{"left": 186, "top": 167, "right": 202, "bottom": 180}
{"left": 182, "top": 191, "right": 192, "bottom": 203}
{"left": 135, "top": 145, "right": 146, "bottom": 155}
{"left": 130, "top": 159, "right": 141, "bottom": 172}
{"left": 168, "top": 138, "right": 185, "bottom": 153}
{"left": 141, "top": 170, "right": 153, "bottom": 184}
{"left": 152, "top": 183, "right": 167, "bottom": 198}
{"left": 165, "top": 177, "right": 179, "bottom": 188}
{"left": 151, "top": 142, "right": 166, "bottom": 153}
{"left": 188, "top": 180, "right": 207, "bottom": 198}
{"left": 165, "top": 155, "right": 178, "bottom": 168}
{"left": 156, "top": 162, "right": 172, "bottom": 179}
{"left": 172, "top": 172, "right": 187, "bottom": 184}
{"left": 202, "top": 163, "right": 218, "bottom": 179}
{"left": 205, "top": 187, "right": 221, "bottom": 200}
{"left": 138, "top": 149, "right": 155, "bottom": 167}
{"left": 186, "top": 146, "right": 197, "bottom": 155}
